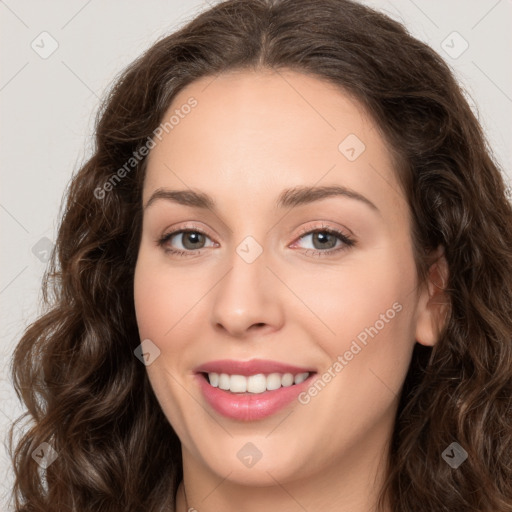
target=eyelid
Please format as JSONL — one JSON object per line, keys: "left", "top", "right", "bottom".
{"left": 156, "top": 221, "right": 217, "bottom": 248}
{"left": 295, "top": 221, "right": 354, "bottom": 239}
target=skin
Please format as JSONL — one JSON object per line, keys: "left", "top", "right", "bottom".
{"left": 133, "top": 68, "right": 449, "bottom": 512}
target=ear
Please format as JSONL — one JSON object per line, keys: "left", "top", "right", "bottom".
{"left": 415, "top": 245, "right": 450, "bottom": 347}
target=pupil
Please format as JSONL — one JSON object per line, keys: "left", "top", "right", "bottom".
{"left": 184, "top": 232, "right": 204, "bottom": 249}
{"left": 314, "top": 232, "right": 335, "bottom": 249}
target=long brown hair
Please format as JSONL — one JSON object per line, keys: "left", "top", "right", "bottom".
{"left": 7, "top": 1, "right": 512, "bottom": 510}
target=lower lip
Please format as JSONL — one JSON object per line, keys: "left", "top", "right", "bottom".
{"left": 195, "top": 373, "right": 316, "bottom": 421}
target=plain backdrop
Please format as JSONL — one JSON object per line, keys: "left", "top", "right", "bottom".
{"left": 1, "top": 0, "right": 511, "bottom": 509}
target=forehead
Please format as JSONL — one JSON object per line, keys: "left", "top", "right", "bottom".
{"left": 142, "top": 69, "right": 405, "bottom": 219}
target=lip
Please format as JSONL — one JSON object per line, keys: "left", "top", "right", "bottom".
{"left": 194, "top": 359, "right": 317, "bottom": 422}
{"left": 194, "top": 358, "right": 316, "bottom": 376}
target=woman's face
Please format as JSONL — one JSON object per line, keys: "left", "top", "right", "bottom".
{"left": 134, "top": 69, "right": 439, "bottom": 489}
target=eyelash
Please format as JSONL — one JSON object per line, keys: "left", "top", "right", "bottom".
{"left": 156, "top": 222, "right": 356, "bottom": 258}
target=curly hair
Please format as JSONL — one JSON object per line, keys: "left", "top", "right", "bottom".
{"left": 7, "top": 0, "right": 512, "bottom": 511}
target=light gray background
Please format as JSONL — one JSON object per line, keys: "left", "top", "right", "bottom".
{"left": 1, "top": 1, "right": 511, "bottom": 509}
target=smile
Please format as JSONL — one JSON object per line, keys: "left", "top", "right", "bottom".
{"left": 194, "top": 359, "right": 317, "bottom": 421}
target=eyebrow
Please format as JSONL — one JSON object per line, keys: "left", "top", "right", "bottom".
{"left": 143, "top": 184, "right": 379, "bottom": 213}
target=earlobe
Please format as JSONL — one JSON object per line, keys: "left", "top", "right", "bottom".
{"left": 415, "top": 246, "right": 450, "bottom": 347}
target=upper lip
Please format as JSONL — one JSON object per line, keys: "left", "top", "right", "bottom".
{"left": 194, "top": 358, "right": 316, "bottom": 376}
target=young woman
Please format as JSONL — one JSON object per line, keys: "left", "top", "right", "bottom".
{"left": 8, "top": 1, "right": 512, "bottom": 511}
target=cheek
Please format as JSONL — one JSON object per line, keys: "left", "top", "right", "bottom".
{"left": 133, "top": 258, "right": 163, "bottom": 342}
{"left": 133, "top": 249, "right": 218, "bottom": 396}
{"left": 293, "top": 251, "right": 415, "bottom": 344}
{"left": 133, "top": 249, "right": 197, "bottom": 344}
{"left": 288, "top": 254, "right": 417, "bottom": 449}
{"left": 133, "top": 253, "right": 197, "bottom": 440}
{"left": 299, "top": 247, "right": 418, "bottom": 392}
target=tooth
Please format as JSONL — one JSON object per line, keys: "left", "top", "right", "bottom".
{"left": 281, "top": 373, "right": 294, "bottom": 387}
{"left": 218, "top": 373, "right": 230, "bottom": 390}
{"left": 294, "top": 372, "right": 309, "bottom": 384}
{"left": 266, "top": 373, "right": 282, "bottom": 391}
{"left": 209, "top": 372, "right": 219, "bottom": 387}
{"left": 230, "top": 374, "right": 247, "bottom": 393}
{"left": 247, "top": 373, "right": 267, "bottom": 393}
{"left": 208, "top": 371, "right": 312, "bottom": 393}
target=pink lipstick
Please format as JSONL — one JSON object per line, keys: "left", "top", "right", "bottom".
{"left": 194, "top": 359, "right": 317, "bottom": 421}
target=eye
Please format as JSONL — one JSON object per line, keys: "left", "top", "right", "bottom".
{"left": 156, "top": 222, "right": 356, "bottom": 258}
{"left": 292, "top": 223, "right": 355, "bottom": 257}
{"left": 156, "top": 224, "right": 216, "bottom": 256}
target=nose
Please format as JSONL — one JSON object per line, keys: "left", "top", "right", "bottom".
{"left": 210, "top": 245, "right": 284, "bottom": 339}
